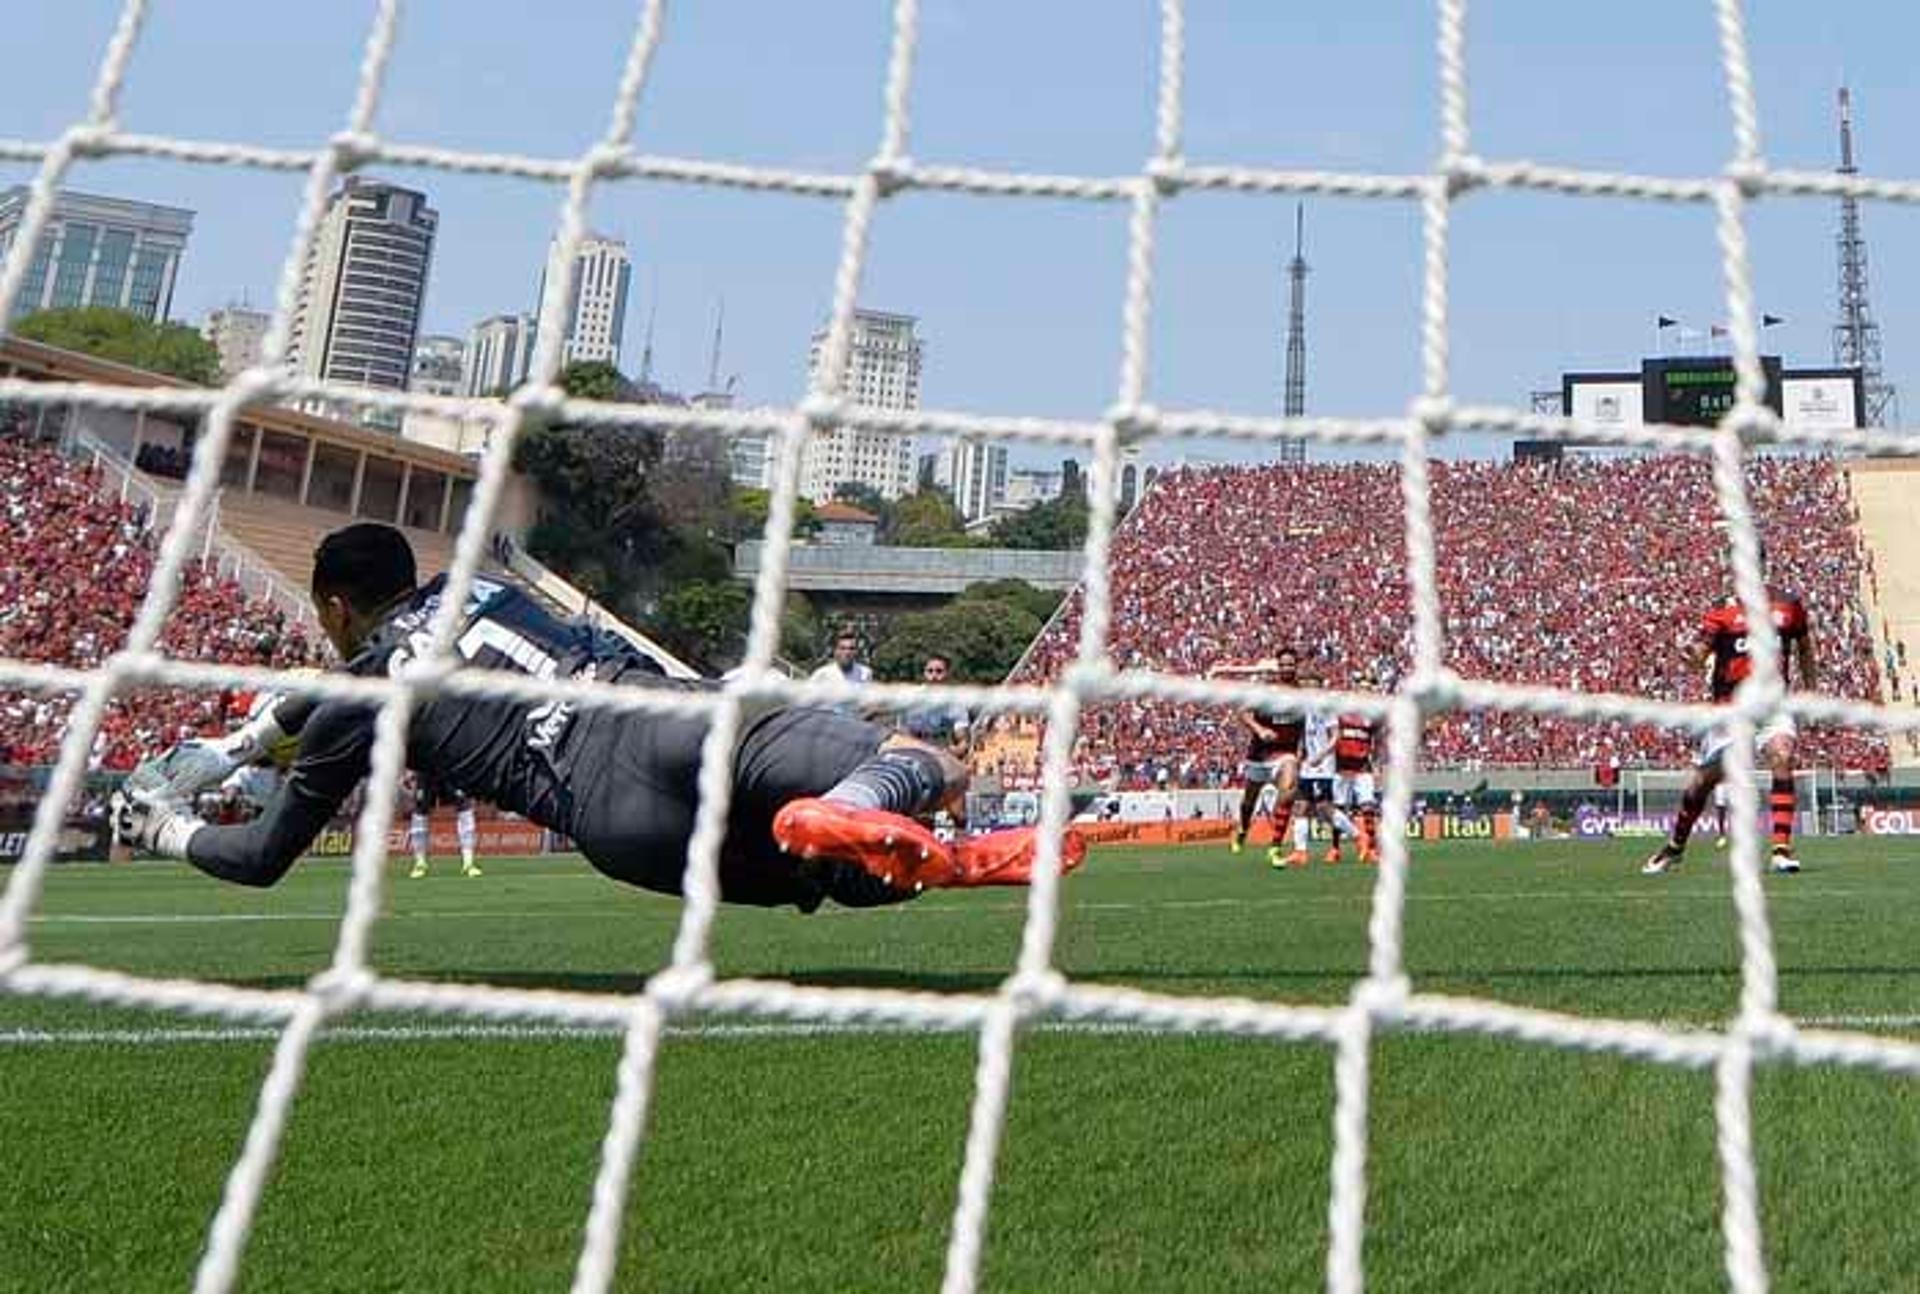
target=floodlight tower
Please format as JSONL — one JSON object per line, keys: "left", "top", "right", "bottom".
{"left": 1833, "top": 86, "right": 1898, "bottom": 426}
{"left": 1279, "top": 204, "right": 1308, "bottom": 463}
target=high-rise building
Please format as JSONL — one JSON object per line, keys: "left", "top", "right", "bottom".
{"left": 203, "top": 304, "right": 270, "bottom": 380}
{"left": 801, "top": 309, "right": 922, "bottom": 502}
{"left": 946, "top": 436, "right": 1008, "bottom": 523}
{"left": 462, "top": 313, "right": 537, "bottom": 396}
{"left": 288, "top": 178, "right": 437, "bottom": 396}
{"left": 0, "top": 187, "right": 194, "bottom": 323}
{"left": 538, "top": 233, "right": 632, "bottom": 367}
{"left": 411, "top": 334, "right": 466, "bottom": 397}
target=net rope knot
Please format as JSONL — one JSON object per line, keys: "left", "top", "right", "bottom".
{"left": 646, "top": 964, "right": 714, "bottom": 1014}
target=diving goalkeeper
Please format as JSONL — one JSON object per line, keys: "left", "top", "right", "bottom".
{"left": 115, "top": 524, "right": 1082, "bottom": 910}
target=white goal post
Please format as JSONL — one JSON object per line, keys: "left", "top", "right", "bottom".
{"left": 1629, "top": 767, "right": 1864, "bottom": 837}
{"left": 1, "top": 3, "right": 1919, "bottom": 1294}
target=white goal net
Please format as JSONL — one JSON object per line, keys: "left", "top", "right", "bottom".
{"left": 1, "top": 2, "right": 1918, "bottom": 1292}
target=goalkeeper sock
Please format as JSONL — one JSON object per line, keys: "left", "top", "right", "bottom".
{"left": 824, "top": 745, "right": 950, "bottom": 819}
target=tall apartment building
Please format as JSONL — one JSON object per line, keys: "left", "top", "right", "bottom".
{"left": 462, "top": 313, "right": 537, "bottom": 396}
{"left": 537, "top": 233, "right": 631, "bottom": 366}
{"left": 411, "top": 334, "right": 466, "bottom": 396}
{"left": 203, "top": 304, "right": 270, "bottom": 379}
{"left": 0, "top": 187, "right": 194, "bottom": 323}
{"left": 801, "top": 309, "right": 922, "bottom": 502}
{"left": 946, "top": 436, "right": 1009, "bottom": 523}
{"left": 287, "top": 178, "right": 438, "bottom": 395}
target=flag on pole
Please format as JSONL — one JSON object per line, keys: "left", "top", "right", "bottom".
{"left": 1657, "top": 315, "right": 1678, "bottom": 329}
{"left": 1762, "top": 313, "right": 1785, "bottom": 327}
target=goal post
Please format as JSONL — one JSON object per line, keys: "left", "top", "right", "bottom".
{"left": 0, "top": 3, "right": 1915, "bottom": 1294}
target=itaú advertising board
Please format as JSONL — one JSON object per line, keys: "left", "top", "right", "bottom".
{"left": 1859, "top": 807, "right": 1920, "bottom": 837}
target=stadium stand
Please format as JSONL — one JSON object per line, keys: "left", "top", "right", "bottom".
{"left": 1012, "top": 455, "right": 1888, "bottom": 784}
{"left": 0, "top": 428, "right": 325, "bottom": 771}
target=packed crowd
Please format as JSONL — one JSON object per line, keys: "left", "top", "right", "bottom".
{"left": 1012, "top": 455, "right": 1888, "bottom": 782}
{"left": 0, "top": 433, "right": 325, "bottom": 771}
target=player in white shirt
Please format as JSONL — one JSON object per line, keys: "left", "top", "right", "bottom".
{"left": 1285, "top": 688, "right": 1361, "bottom": 867}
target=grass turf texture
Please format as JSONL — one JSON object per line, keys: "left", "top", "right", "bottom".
{"left": 3, "top": 837, "right": 1919, "bottom": 1291}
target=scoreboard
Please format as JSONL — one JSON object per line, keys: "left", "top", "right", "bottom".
{"left": 1561, "top": 356, "right": 1858, "bottom": 435}
{"left": 1641, "top": 356, "right": 1782, "bottom": 426}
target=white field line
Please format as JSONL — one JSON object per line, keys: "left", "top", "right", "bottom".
{"left": 4, "top": 1015, "right": 1920, "bottom": 1048}
{"left": 22, "top": 885, "right": 1906, "bottom": 926}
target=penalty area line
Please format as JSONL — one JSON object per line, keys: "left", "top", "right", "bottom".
{"left": 5, "top": 1015, "right": 1920, "bottom": 1047}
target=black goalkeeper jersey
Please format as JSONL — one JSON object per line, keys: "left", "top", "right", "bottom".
{"left": 186, "top": 574, "right": 687, "bottom": 886}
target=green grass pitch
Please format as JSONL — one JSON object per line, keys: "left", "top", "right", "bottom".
{"left": 4, "top": 837, "right": 1919, "bottom": 1291}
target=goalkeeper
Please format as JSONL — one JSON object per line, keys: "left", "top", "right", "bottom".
{"left": 116, "top": 524, "right": 1082, "bottom": 910}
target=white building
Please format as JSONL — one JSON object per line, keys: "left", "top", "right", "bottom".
{"left": 462, "top": 313, "right": 536, "bottom": 396}
{"left": 946, "top": 436, "right": 1008, "bottom": 523}
{"left": 288, "top": 178, "right": 438, "bottom": 397}
{"left": 203, "top": 305, "right": 270, "bottom": 380}
{"left": 801, "top": 309, "right": 922, "bottom": 503}
{"left": 1002, "top": 466, "right": 1063, "bottom": 511}
{"left": 410, "top": 334, "right": 466, "bottom": 397}
{"left": 0, "top": 186, "right": 194, "bottom": 323}
{"left": 539, "top": 233, "right": 632, "bottom": 366}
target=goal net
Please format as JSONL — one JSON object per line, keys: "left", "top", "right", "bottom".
{"left": 0, "top": 2, "right": 1916, "bottom": 1293}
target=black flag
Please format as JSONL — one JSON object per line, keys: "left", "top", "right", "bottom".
{"left": 1657, "top": 315, "right": 1678, "bottom": 329}
{"left": 1762, "top": 313, "right": 1785, "bottom": 327}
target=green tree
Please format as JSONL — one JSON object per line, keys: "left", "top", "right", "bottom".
{"left": 780, "top": 591, "right": 824, "bottom": 666}
{"left": 15, "top": 307, "right": 221, "bottom": 384}
{"left": 885, "top": 488, "right": 974, "bottom": 547}
{"left": 556, "top": 360, "right": 632, "bottom": 402}
{"left": 650, "top": 580, "right": 750, "bottom": 673}
{"left": 957, "top": 578, "right": 1062, "bottom": 625}
{"left": 832, "top": 480, "right": 890, "bottom": 518}
{"left": 871, "top": 598, "right": 1043, "bottom": 683}
{"left": 987, "top": 493, "right": 1089, "bottom": 551}
{"left": 513, "top": 361, "right": 668, "bottom": 609}
{"left": 729, "top": 487, "right": 820, "bottom": 541}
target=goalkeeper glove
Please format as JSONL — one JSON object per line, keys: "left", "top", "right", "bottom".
{"left": 124, "top": 741, "right": 239, "bottom": 803}
{"left": 109, "top": 788, "right": 204, "bottom": 859}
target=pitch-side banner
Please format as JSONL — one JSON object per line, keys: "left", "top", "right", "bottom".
{"left": 1859, "top": 807, "right": 1920, "bottom": 837}
{"left": 0, "top": 818, "right": 113, "bottom": 862}
{"left": 305, "top": 811, "right": 553, "bottom": 858}
{"left": 1071, "top": 814, "right": 1512, "bottom": 846}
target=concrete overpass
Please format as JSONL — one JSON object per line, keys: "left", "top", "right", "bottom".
{"left": 733, "top": 541, "right": 1082, "bottom": 603}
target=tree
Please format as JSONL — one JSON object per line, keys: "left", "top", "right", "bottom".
{"left": 650, "top": 580, "right": 750, "bottom": 673}
{"left": 871, "top": 598, "right": 1043, "bottom": 683}
{"left": 15, "top": 307, "right": 220, "bottom": 384}
{"left": 957, "top": 578, "right": 1062, "bottom": 625}
{"left": 513, "top": 361, "right": 669, "bottom": 609}
{"left": 831, "top": 479, "right": 891, "bottom": 522}
{"left": 988, "top": 492, "right": 1089, "bottom": 551}
{"left": 556, "top": 360, "right": 632, "bottom": 402}
{"left": 729, "top": 488, "right": 820, "bottom": 541}
{"left": 885, "top": 488, "right": 972, "bottom": 547}
{"left": 650, "top": 427, "right": 733, "bottom": 532}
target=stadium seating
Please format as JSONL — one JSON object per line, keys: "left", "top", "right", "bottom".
{"left": 1011, "top": 455, "right": 1888, "bottom": 783}
{"left": 0, "top": 433, "right": 325, "bottom": 771}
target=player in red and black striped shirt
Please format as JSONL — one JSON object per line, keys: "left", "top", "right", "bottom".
{"left": 1212, "top": 647, "right": 1305, "bottom": 860}
{"left": 1642, "top": 571, "right": 1817, "bottom": 876}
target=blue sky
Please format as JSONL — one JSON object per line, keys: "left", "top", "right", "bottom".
{"left": 4, "top": 1, "right": 1917, "bottom": 466}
